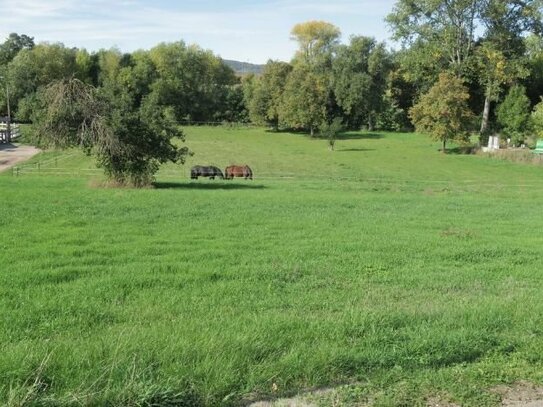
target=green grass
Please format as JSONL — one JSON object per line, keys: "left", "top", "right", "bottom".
{"left": 1, "top": 127, "right": 543, "bottom": 406}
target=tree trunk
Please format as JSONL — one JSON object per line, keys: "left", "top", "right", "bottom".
{"left": 6, "top": 83, "right": 10, "bottom": 143}
{"left": 368, "top": 114, "right": 374, "bottom": 131}
{"left": 442, "top": 138, "right": 446, "bottom": 153}
{"left": 480, "top": 95, "right": 490, "bottom": 135}
{"left": 310, "top": 125, "right": 314, "bottom": 137}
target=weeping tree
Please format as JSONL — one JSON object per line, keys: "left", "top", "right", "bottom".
{"left": 34, "top": 78, "right": 189, "bottom": 186}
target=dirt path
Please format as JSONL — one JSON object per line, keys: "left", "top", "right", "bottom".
{"left": 0, "top": 143, "right": 41, "bottom": 173}
{"left": 249, "top": 382, "right": 543, "bottom": 406}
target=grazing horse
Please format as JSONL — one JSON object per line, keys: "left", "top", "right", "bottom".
{"left": 225, "top": 165, "right": 253, "bottom": 180}
{"left": 190, "top": 165, "right": 224, "bottom": 180}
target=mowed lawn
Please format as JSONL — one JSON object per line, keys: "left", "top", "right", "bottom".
{"left": 1, "top": 127, "right": 543, "bottom": 406}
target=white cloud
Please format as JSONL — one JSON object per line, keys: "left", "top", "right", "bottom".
{"left": 0, "top": 0, "right": 396, "bottom": 62}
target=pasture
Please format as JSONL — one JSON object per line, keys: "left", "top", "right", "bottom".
{"left": 1, "top": 126, "right": 543, "bottom": 406}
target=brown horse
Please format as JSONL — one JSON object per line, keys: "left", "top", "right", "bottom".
{"left": 225, "top": 165, "right": 253, "bottom": 180}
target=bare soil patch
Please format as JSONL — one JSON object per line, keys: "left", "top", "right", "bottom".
{"left": 493, "top": 381, "right": 543, "bottom": 407}
{"left": 0, "top": 143, "right": 40, "bottom": 172}
{"left": 248, "top": 382, "right": 543, "bottom": 406}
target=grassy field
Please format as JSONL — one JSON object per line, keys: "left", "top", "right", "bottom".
{"left": 1, "top": 126, "right": 543, "bottom": 406}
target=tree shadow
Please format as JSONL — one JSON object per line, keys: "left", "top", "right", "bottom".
{"left": 337, "top": 132, "right": 384, "bottom": 140}
{"left": 153, "top": 182, "right": 267, "bottom": 190}
{"left": 264, "top": 128, "right": 306, "bottom": 135}
{"left": 0, "top": 143, "right": 20, "bottom": 152}
{"left": 336, "top": 148, "right": 375, "bottom": 152}
{"left": 444, "top": 146, "right": 477, "bottom": 155}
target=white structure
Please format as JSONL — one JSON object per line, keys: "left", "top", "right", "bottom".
{"left": 482, "top": 135, "right": 499, "bottom": 152}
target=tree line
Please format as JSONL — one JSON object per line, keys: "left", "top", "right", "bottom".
{"left": 1, "top": 0, "right": 543, "bottom": 184}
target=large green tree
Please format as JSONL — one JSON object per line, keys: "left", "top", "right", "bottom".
{"left": 496, "top": 84, "right": 531, "bottom": 145}
{"left": 7, "top": 43, "right": 86, "bottom": 120}
{"left": 247, "top": 60, "right": 292, "bottom": 129}
{"left": 388, "top": 0, "right": 543, "bottom": 133}
{"left": 387, "top": 0, "right": 480, "bottom": 82}
{"left": 474, "top": 41, "right": 529, "bottom": 134}
{"left": 477, "top": 0, "right": 542, "bottom": 133}
{"left": 279, "top": 21, "right": 340, "bottom": 135}
{"left": 148, "top": 42, "right": 237, "bottom": 123}
{"left": 523, "top": 34, "right": 543, "bottom": 105}
{"left": 0, "top": 33, "right": 34, "bottom": 66}
{"left": 332, "top": 36, "right": 391, "bottom": 130}
{"left": 280, "top": 64, "right": 327, "bottom": 136}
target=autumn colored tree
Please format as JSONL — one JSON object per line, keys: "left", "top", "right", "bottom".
{"left": 409, "top": 73, "right": 474, "bottom": 152}
{"left": 290, "top": 20, "right": 340, "bottom": 68}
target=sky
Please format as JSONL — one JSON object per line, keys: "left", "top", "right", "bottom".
{"left": 0, "top": 0, "right": 398, "bottom": 64}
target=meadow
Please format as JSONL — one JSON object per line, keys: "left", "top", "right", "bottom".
{"left": 1, "top": 126, "right": 543, "bottom": 406}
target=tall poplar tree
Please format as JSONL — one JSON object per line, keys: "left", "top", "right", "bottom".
{"left": 279, "top": 21, "right": 340, "bottom": 135}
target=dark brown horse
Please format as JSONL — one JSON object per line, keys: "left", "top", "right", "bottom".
{"left": 225, "top": 165, "right": 253, "bottom": 180}
{"left": 190, "top": 165, "right": 224, "bottom": 180}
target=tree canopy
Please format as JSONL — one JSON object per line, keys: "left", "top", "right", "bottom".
{"left": 4, "top": 3, "right": 543, "bottom": 167}
{"left": 409, "top": 73, "right": 474, "bottom": 151}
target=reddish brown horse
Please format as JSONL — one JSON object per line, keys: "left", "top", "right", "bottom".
{"left": 225, "top": 165, "right": 253, "bottom": 180}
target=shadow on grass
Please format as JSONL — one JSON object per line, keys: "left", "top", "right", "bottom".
{"left": 337, "top": 132, "right": 384, "bottom": 140}
{"left": 263, "top": 129, "right": 385, "bottom": 140}
{"left": 264, "top": 128, "right": 307, "bottom": 135}
{"left": 444, "top": 146, "right": 478, "bottom": 155}
{"left": 336, "top": 148, "right": 375, "bottom": 152}
{"left": 153, "top": 182, "right": 267, "bottom": 190}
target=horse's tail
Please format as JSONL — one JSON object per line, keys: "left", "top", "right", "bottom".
{"left": 245, "top": 165, "right": 253, "bottom": 180}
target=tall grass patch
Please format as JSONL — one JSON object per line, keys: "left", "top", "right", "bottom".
{"left": 1, "top": 127, "right": 543, "bottom": 405}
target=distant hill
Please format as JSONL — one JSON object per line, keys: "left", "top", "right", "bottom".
{"left": 223, "top": 59, "right": 265, "bottom": 75}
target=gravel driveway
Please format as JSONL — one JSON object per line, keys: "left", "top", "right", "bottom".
{"left": 0, "top": 143, "right": 41, "bottom": 172}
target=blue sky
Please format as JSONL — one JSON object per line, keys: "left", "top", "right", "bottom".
{"left": 0, "top": 0, "right": 398, "bottom": 63}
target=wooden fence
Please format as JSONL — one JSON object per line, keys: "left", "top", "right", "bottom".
{"left": 0, "top": 117, "right": 19, "bottom": 143}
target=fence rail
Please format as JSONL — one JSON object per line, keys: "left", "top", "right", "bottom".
{"left": 8, "top": 164, "right": 543, "bottom": 188}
